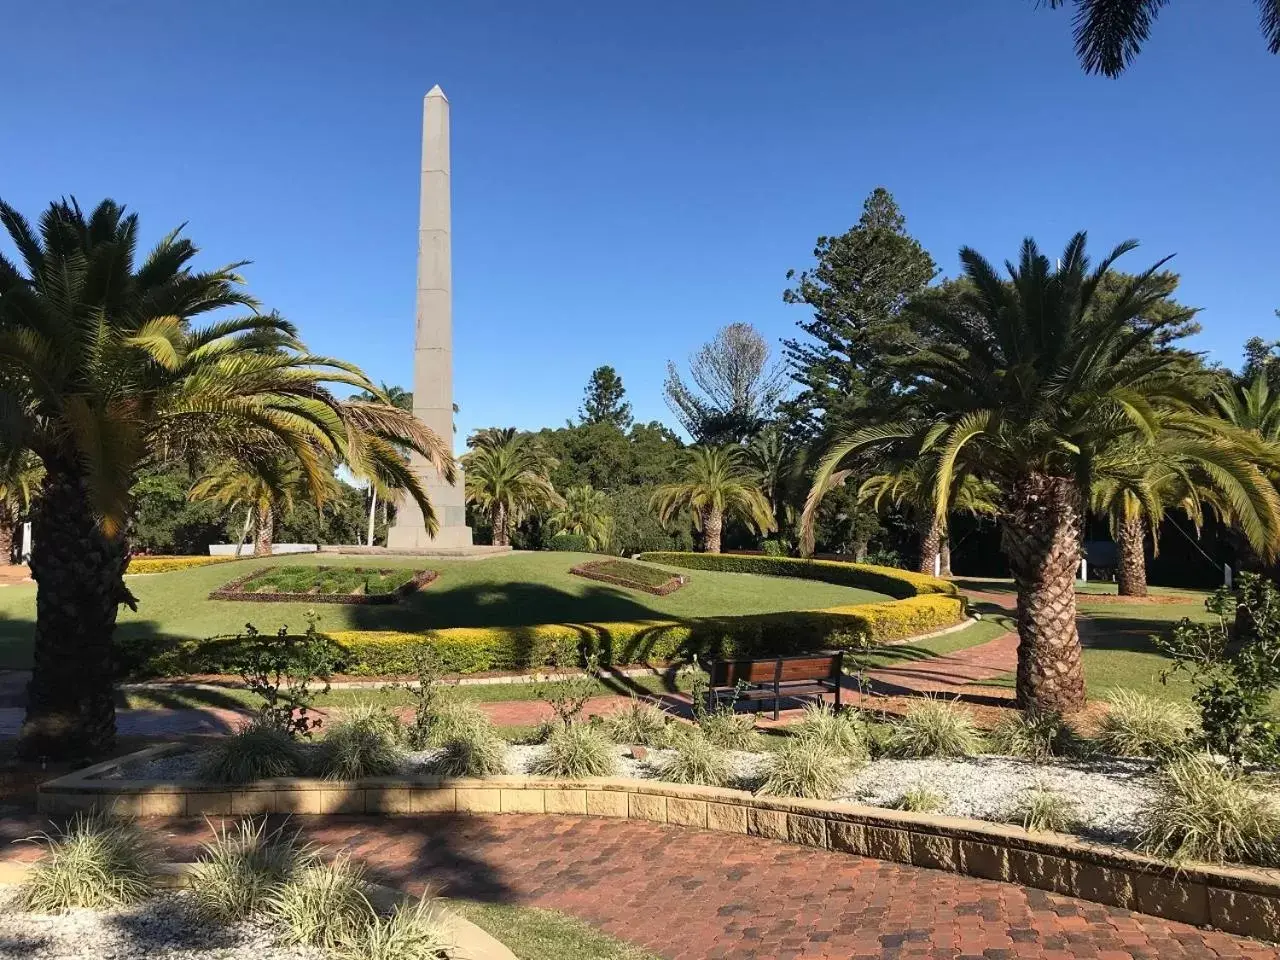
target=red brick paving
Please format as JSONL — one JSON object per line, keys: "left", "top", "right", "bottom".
{"left": 4, "top": 813, "right": 1272, "bottom": 958}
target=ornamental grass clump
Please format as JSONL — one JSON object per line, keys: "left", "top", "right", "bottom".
{"left": 1014, "top": 786, "right": 1077, "bottom": 833}
{"left": 890, "top": 785, "right": 945, "bottom": 814}
{"left": 657, "top": 729, "right": 731, "bottom": 787}
{"left": 198, "top": 716, "right": 304, "bottom": 783}
{"left": 988, "top": 709, "right": 1083, "bottom": 762}
{"left": 270, "top": 855, "right": 377, "bottom": 950}
{"left": 530, "top": 721, "right": 618, "bottom": 779}
{"left": 435, "top": 728, "right": 509, "bottom": 778}
{"left": 884, "top": 699, "right": 981, "bottom": 759}
{"left": 333, "top": 896, "right": 452, "bottom": 960}
{"left": 1096, "top": 689, "right": 1196, "bottom": 761}
{"left": 188, "top": 818, "right": 316, "bottom": 922}
{"left": 794, "top": 702, "right": 869, "bottom": 761}
{"left": 758, "top": 738, "right": 848, "bottom": 800}
{"left": 320, "top": 707, "right": 406, "bottom": 780}
{"left": 19, "top": 813, "right": 157, "bottom": 911}
{"left": 420, "top": 699, "right": 493, "bottom": 749}
{"left": 1138, "top": 755, "right": 1280, "bottom": 866}
{"left": 605, "top": 696, "right": 670, "bottom": 746}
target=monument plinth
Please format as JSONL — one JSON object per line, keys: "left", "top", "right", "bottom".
{"left": 387, "top": 85, "right": 474, "bottom": 549}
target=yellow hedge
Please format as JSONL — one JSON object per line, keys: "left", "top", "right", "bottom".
{"left": 636, "top": 551, "right": 955, "bottom": 599}
{"left": 316, "top": 594, "right": 966, "bottom": 677}
{"left": 127, "top": 556, "right": 242, "bottom": 574}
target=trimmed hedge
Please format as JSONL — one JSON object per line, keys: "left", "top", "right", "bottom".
{"left": 131, "top": 593, "right": 966, "bottom": 679}
{"left": 637, "top": 551, "right": 955, "bottom": 599}
{"left": 127, "top": 556, "right": 242, "bottom": 575}
{"left": 547, "top": 533, "right": 591, "bottom": 552}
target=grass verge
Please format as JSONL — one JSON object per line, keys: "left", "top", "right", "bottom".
{"left": 454, "top": 901, "right": 662, "bottom": 960}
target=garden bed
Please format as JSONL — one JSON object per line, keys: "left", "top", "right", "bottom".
{"left": 209, "top": 567, "right": 437, "bottom": 605}
{"left": 569, "top": 559, "right": 687, "bottom": 596}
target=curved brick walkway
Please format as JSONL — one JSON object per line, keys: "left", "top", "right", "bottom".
{"left": 6, "top": 814, "right": 1265, "bottom": 959}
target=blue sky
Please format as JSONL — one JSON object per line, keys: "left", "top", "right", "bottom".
{"left": 1, "top": 0, "right": 1276, "bottom": 447}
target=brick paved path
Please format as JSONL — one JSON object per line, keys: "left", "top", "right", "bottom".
{"left": 4, "top": 813, "right": 1271, "bottom": 959}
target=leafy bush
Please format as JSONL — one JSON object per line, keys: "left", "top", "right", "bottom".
{"left": 189, "top": 819, "right": 316, "bottom": 922}
{"left": 760, "top": 539, "right": 787, "bottom": 557}
{"left": 1138, "top": 755, "right": 1280, "bottom": 866}
{"left": 320, "top": 706, "right": 406, "bottom": 780}
{"left": 793, "top": 703, "right": 869, "bottom": 760}
{"left": 128, "top": 555, "right": 238, "bottom": 574}
{"left": 547, "top": 532, "right": 591, "bottom": 552}
{"left": 332, "top": 896, "right": 451, "bottom": 960}
{"left": 222, "top": 614, "right": 333, "bottom": 737}
{"left": 530, "top": 722, "right": 618, "bottom": 778}
{"left": 1015, "top": 786, "right": 1076, "bottom": 832}
{"left": 890, "top": 785, "right": 944, "bottom": 813}
{"left": 657, "top": 729, "right": 731, "bottom": 786}
{"left": 419, "top": 699, "right": 494, "bottom": 749}
{"left": 538, "top": 651, "right": 600, "bottom": 728}
{"left": 20, "top": 813, "right": 157, "bottom": 911}
{"left": 687, "top": 671, "right": 758, "bottom": 750}
{"left": 1096, "top": 690, "right": 1197, "bottom": 760}
{"left": 884, "top": 699, "right": 982, "bottom": 758}
{"left": 271, "top": 856, "right": 376, "bottom": 949}
{"left": 1156, "top": 573, "right": 1280, "bottom": 764}
{"left": 198, "top": 716, "right": 305, "bottom": 783}
{"left": 605, "top": 697, "right": 670, "bottom": 746}
{"left": 758, "top": 738, "right": 849, "bottom": 800}
{"left": 395, "top": 649, "right": 453, "bottom": 750}
{"left": 988, "top": 710, "right": 1082, "bottom": 762}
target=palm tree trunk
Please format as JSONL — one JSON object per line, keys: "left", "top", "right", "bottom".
{"left": 704, "top": 507, "right": 724, "bottom": 554}
{"left": 493, "top": 503, "right": 509, "bottom": 547}
{"left": 0, "top": 505, "right": 14, "bottom": 566}
{"left": 18, "top": 462, "right": 125, "bottom": 759}
{"left": 939, "top": 537, "right": 952, "bottom": 578}
{"left": 366, "top": 487, "right": 378, "bottom": 547}
{"left": 1115, "top": 515, "right": 1148, "bottom": 597}
{"left": 234, "top": 507, "right": 252, "bottom": 558}
{"left": 254, "top": 502, "right": 274, "bottom": 557}
{"left": 917, "top": 517, "right": 941, "bottom": 575}
{"left": 1000, "top": 472, "right": 1088, "bottom": 715}
{"left": 852, "top": 538, "right": 869, "bottom": 563}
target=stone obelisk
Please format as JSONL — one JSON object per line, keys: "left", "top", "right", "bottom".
{"left": 387, "top": 85, "right": 473, "bottom": 549}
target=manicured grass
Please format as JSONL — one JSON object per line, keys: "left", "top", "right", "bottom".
{"left": 454, "top": 901, "right": 662, "bottom": 960}
{"left": 573, "top": 558, "right": 676, "bottom": 590}
{"left": 856, "top": 611, "right": 1013, "bottom": 671}
{"left": 227, "top": 565, "right": 419, "bottom": 596}
{"left": 0, "top": 551, "right": 891, "bottom": 669}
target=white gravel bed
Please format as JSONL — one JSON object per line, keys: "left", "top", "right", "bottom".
{"left": 841, "top": 755, "right": 1159, "bottom": 842}
{"left": 105, "top": 744, "right": 1156, "bottom": 843}
{"left": 0, "top": 888, "right": 324, "bottom": 960}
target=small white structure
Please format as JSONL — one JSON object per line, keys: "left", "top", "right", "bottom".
{"left": 208, "top": 543, "right": 318, "bottom": 557}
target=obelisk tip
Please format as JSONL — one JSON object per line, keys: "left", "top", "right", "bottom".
{"left": 426, "top": 84, "right": 448, "bottom": 101}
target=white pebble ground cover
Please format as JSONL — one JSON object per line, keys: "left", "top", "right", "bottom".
{"left": 0, "top": 888, "right": 324, "bottom": 960}
{"left": 110, "top": 744, "right": 1158, "bottom": 843}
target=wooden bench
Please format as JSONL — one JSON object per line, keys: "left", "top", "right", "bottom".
{"left": 706, "top": 651, "right": 843, "bottom": 720}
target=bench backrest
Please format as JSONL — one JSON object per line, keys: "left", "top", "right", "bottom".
{"left": 708, "top": 652, "right": 842, "bottom": 687}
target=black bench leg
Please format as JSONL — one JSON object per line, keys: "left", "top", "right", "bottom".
{"left": 835, "top": 681, "right": 841, "bottom": 711}
{"left": 774, "top": 683, "right": 780, "bottom": 721}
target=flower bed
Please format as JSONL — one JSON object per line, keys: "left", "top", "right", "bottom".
{"left": 128, "top": 555, "right": 243, "bottom": 574}
{"left": 569, "top": 559, "right": 686, "bottom": 596}
{"left": 209, "top": 567, "right": 437, "bottom": 605}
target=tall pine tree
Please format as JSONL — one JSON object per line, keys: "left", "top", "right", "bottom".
{"left": 579, "top": 365, "right": 633, "bottom": 430}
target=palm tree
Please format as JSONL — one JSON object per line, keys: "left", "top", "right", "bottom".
{"left": 806, "top": 233, "right": 1217, "bottom": 715}
{"left": 744, "top": 425, "right": 806, "bottom": 540}
{"left": 549, "top": 485, "right": 614, "bottom": 551}
{"left": 190, "top": 454, "right": 335, "bottom": 556}
{"left": 462, "top": 428, "right": 561, "bottom": 546}
{"left": 652, "top": 446, "right": 775, "bottom": 554}
{"left": 0, "top": 446, "right": 42, "bottom": 564}
{"left": 1090, "top": 426, "right": 1280, "bottom": 597}
{"left": 1042, "top": 1, "right": 1280, "bottom": 77}
{"left": 0, "top": 197, "right": 454, "bottom": 758}
{"left": 1215, "top": 374, "right": 1280, "bottom": 443}
{"left": 857, "top": 461, "right": 998, "bottom": 576}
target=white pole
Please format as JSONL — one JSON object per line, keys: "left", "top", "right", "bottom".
{"left": 367, "top": 487, "right": 378, "bottom": 547}
{"left": 1078, "top": 557, "right": 1088, "bottom": 583}
{"left": 1224, "top": 563, "right": 1234, "bottom": 589}
{"left": 933, "top": 552, "right": 941, "bottom": 577}
{"left": 20, "top": 522, "right": 31, "bottom": 563}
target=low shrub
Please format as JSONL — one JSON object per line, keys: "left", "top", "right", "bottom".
{"left": 415, "top": 699, "right": 493, "bottom": 748}
{"left": 988, "top": 710, "right": 1082, "bottom": 762}
{"left": 333, "top": 896, "right": 451, "bottom": 960}
{"left": 320, "top": 707, "right": 406, "bottom": 780}
{"left": 657, "top": 729, "right": 731, "bottom": 786}
{"left": 760, "top": 539, "right": 787, "bottom": 557}
{"left": 271, "top": 856, "right": 376, "bottom": 949}
{"left": 1015, "top": 786, "right": 1076, "bottom": 833}
{"left": 793, "top": 703, "right": 869, "bottom": 760}
{"left": 884, "top": 699, "right": 982, "bottom": 759}
{"left": 19, "top": 813, "right": 157, "bottom": 911}
{"left": 530, "top": 722, "right": 618, "bottom": 778}
{"left": 1138, "top": 755, "right": 1280, "bottom": 866}
{"left": 890, "top": 785, "right": 944, "bottom": 813}
{"left": 605, "top": 696, "right": 670, "bottom": 746}
{"left": 198, "top": 716, "right": 305, "bottom": 783}
{"left": 758, "top": 738, "right": 848, "bottom": 800}
{"left": 547, "top": 532, "right": 591, "bottom": 552}
{"left": 189, "top": 819, "right": 316, "bottom": 922}
{"left": 1096, "top": 690, "right": 1197, "bottom": 760}
{"left": 435, "top": 730, "right": 509, "bottom": 778}
{"left": 697, "top": 706, "right": 757, "bottom": 750}
{"left": 128, "top": 555, "right": 238, "bottom": 574}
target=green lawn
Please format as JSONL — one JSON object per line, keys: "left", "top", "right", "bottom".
{"left": 454, "top": 901, "right": 661, "bottom": 960}
{"left": 231, "top": 565, "right": 419, "bottom": 596}
{"left": 0, "top": 551, "right": 891, "bottom": 669}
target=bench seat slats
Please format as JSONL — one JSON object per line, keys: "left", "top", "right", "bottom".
{"left": 705, "top": 651, "right": 844, "bottom": 720}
